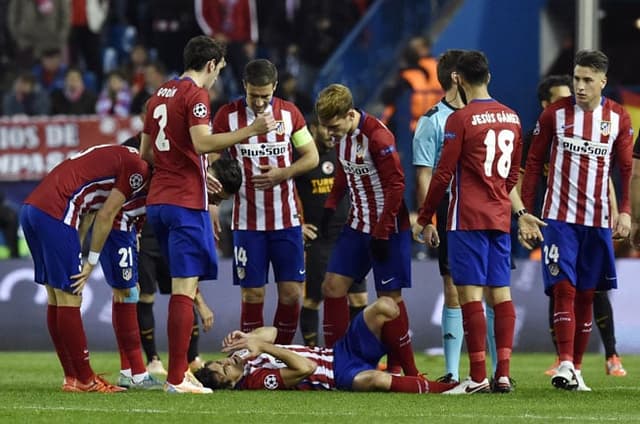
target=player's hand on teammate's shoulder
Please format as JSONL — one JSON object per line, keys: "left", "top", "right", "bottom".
{"left": 250, "top": 112, "right": 277, "bottom": 135}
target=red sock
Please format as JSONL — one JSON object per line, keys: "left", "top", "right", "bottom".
{"left": 273, "top": 301, "right": 300, "bottom": 344}
{"left": 461, "top": 301, "right": 487, "bottom": 382}
{"left": 381, "top": 300, "right": 418, "bottom": 376}
{"left": 47, "top": 305, "right": 76, "bottom": 378}
{"left": 573, "top": 289, "right": 594, "bottom": 368}
{"left": 553, "top": 280, "right": 576, "bottom": 363}
{"left": 390, "top": 375, "right": 428, "bottom": 393}
{"left": 241, "top": 302, "right": 264, "bottom": 333}
{"left": 57, "top": 306, "right": 94, "bottom": 383}
{"left": 493, "top": 300, "right": 515, "bottom": 378}
{"left": 111, "top": 305, "right": 130, "bottom": 370}
{"left": 167, "top": 295, "right": 194, "bottom": 385}
{"left": 113, "top": 302, "right": 145, "bottom": 374}
{"left": 323, "top": 296, "right": 349, "bottom": 348}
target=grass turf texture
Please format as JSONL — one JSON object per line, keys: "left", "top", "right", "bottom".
{"left": 0, "top": 352, "right": 638, "bottom": 424}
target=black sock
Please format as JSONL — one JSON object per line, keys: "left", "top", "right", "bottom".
{"left": 593, "top": 291, "right": 617, "bottom": 358}
{"left": 300, "top": 306, "right": 319, "bottom": 347}
{"left": 349, "top": 305, "right": 366, "bottom": 321}
{"left": 187, "top": 307, "right": 200, "bottom": 363}
{"left": 137, "top": 301, "right": 158, "bottom": 363}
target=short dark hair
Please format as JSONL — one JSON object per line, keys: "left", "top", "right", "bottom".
{"left": 455, "top": 50, "right": 490, "bottom": 86}
{"left": 194, "top": 362, "right": 234, "bottom": 390}
{"left": 243, "top": 59, "right": 278, "bottom": 86}
{"left": 437, "top": 49, "right": 466, "bottom": 91}
{"left": 183, "top": 36, "right": 226, "bottom": 72}
{"left": 574, "top": 50, "right": 608, "bottom": 74}
{"left": 537, "top": 75, "right": 572, "bottom": 103}
{"left": 209, "top": 158, "right": 242, "bottom": 195}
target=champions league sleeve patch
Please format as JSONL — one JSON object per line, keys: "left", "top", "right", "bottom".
{"left": 379, "top": 145, "right": 395, "bottom": 156}
{"left": 263, "top": 374, "right": 280, "bottom": 390}
{"left": 129, "top": 173, "right": 144, "bottom": 190}
{"left": 193, "top": 103, "right": 208, "bottom": 119}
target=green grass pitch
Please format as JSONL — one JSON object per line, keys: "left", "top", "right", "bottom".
{"left": 0, "top": 352, "right": 638, "bottom": 424}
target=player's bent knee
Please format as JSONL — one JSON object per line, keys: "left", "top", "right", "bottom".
{"left": 371, "top": 296, "right": 399, "bottom": 319}
{"left": 122, "top": 286, "right": 139, "bottom": 303}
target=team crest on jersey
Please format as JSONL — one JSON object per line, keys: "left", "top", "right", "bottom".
{"left": 355, "top": 140, "right": 365, "bottom": 159}
{"left": 600, "top": 121, "right": 611, "bottom": 136}
{"left": 548, "top": 262, "right": 560, "bottom": 277}
{"left": 193, "top": 102, "right": 208, "bottom": 118}
{"left": 263, "top": 374, "right": 279, "bottom": 390}
{"left": 275, "top": 120, "right": 286, "bottom": 135}
{"left": 129, "top": 173, "right": 144, "bottom": 190}
{"left": 236, "top": 267, "right": 246, "bottom": 280}
{"left": 122, "top": 268, "right": 133, "bottom": 281}
{"left": 321, "top": 160, "right": 334, "bottom": 175}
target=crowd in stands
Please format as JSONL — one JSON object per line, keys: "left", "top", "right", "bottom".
{"left": 0, "top": 0, "right": 369, "bottom": 119}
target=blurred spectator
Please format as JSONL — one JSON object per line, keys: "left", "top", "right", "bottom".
{"left": 130, "top": 61, "right": 166, "bottom": 115}
{"left": 31, "top": 48, "right": 67, "bottom": 93}
{"left": 195, "top": 0, "right": 258, "bottom": 95}
{"left": 69, "top": 0, "right": 109, "bottom": 81}
{"left": 295, "top": 0, "right": 361, "bottom": 92}
{"left": 96, "top": 69, "right": 131, "bottom": 116}
{"left": 0, "top": 191, "right": 19, "bottom": 259}
{"left": 2, "top": 72, "right": 50, "bottom": 116}
{"left": 150, "top": 1, "right": 198, "bottom": 74}
{"left": 275, "top": 71, "right": 313, "bottom": 117}
{"left": 381, "top": 36, "right": 443, "bottom": 133}
{"left": 7, "top": 0, "right": 70, "bottom": 69}
{"left": 122, "top": 43, "right": 150, "bottom": 96}
{"left": 256, "top": 0, "right": 294, "bottom": 70}
{"left": 208, "top": 79, "right": 228, "bottom": 119}
{"left": 50, "top": 67, "right": 98, "bottom": 115}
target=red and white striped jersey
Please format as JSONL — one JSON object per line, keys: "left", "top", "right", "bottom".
{"left": 238, "top": 345, "right": 335, "bottom": 391}
{"left": 213, "top": 97, "right": 306, "bottom": 231}
{"left": 25, "top": 145, "right": 150, "bottom": 229}
{"left": 112, "top": 193, "right": 147, "bottom": 232}
{"left": 417, "top": 99, "right": 522, "bottom": 232}
{"left": 522, "top": 97, "right": 633, "bottom": 227}
{"left": 325, "top": 111, "right": 409, "bottom": 239}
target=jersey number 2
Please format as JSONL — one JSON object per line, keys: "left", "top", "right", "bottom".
{"left": 483, "top": 129, "right": 514, "bottom": 178}
{"left": 153, "top": 104, "right": 170, "bottom": 151}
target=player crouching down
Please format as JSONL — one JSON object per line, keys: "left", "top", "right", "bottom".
{"left": 194, "top": 297, "right": 458, "bottom": 393}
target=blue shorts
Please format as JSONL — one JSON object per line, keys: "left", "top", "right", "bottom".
{"left": 327, "top": 226, "right": 411, "bottom": 291}
{"left": 232, "top": 227, "right": 305, "bottom": 287}
{"left": 20, "top": 204, "right": 82, "bottom": 292}
{"left": 448, "top": 230, "right": 511, "bottom": 287}
{"left": 333, "top": 312, "right": 387, "bottom": 390}
{"left": 146, "top": 205, "right": 218, "bottom": 281}
{"left": 99, "top": 229, "right": 138, "bottom": 289}
{"left": 540, "top": 219, "right": 616, "bottom": 294}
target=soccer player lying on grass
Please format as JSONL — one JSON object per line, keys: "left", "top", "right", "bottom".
{"left": 194, "top": 297, "right": 458, "bottom": 393}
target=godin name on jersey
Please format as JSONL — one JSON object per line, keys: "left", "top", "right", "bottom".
{"left": 238, "top": 142, "right": 289, "bottom": 157}
{"left": 558, "top": 136, "right": 611, "bottom": 157}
